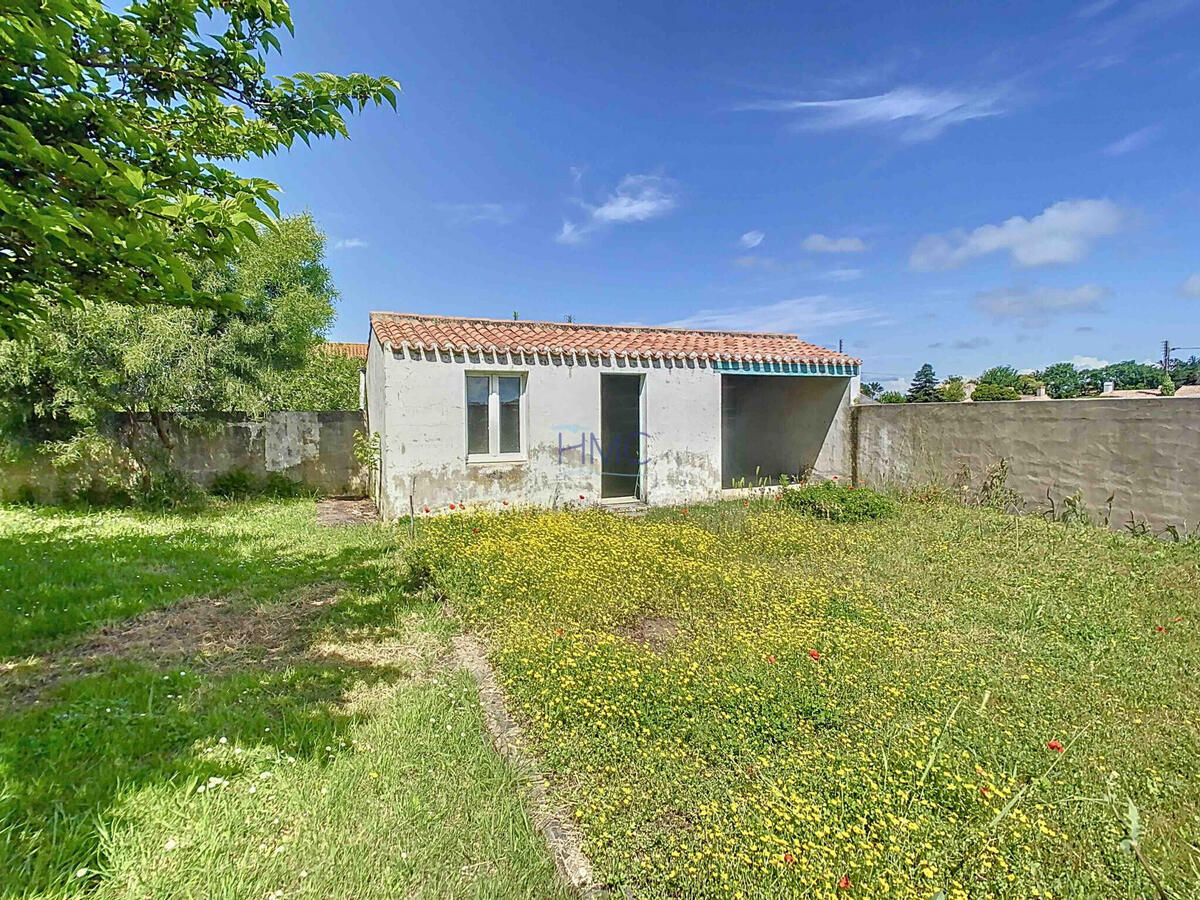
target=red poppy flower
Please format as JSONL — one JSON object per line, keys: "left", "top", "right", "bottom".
{"left": 448, "top": 504, "right": 456, "bottom": 510}
{"left": 979, "top": 786, "right": 991, "bottom": 796}
{"left": 502, "top": 500, "right": 509, "bottom": 506}
{"left": 1047, "top": 739, "right": 1064, "bottom": 753}
{"left": 579, "top": 494, "right": 585, "bottom": 500}
{"left": 837, "top": 875, "right": 851, "bottom": 890}
{"left": 1155, "top": 625, "right": 1166, "bottom": 632}
{"left": 783, "top": 852, "right": 795, "bottom": 865}
{"left": 472, "top": 528, "right": 479, "bottom": 533}
{"left": 423, "top": 507, "right": 430, "bottom": 513}
{"left": 832, "top": 475, "right": 838, "bottom": 481}
{"left": 1175, "top": 616, "right": 1182, "bottom": 622}
{"left": 555, "top": 628, "right": 564, "bottom": 636}
{"left": 683, "top": 508, "right": 689, "bottom": 515}
{"left": 808, "top": 649, "right": 820, "bottom": 660}
{"left": 743, "top": 500, "right": 750, "bottom": 506}
{"left": 767, "top": 655, "right": 776, "bottom": 664}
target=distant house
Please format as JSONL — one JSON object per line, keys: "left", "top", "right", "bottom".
{"left": 318, "top": 341, "right": 368, "bottom": 359}
{"left": 364, "top": 313, "right": 860, "bottom": 517}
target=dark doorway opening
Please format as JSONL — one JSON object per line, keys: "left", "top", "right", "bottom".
{"left": 601, "top": 374, "right": 642, "bottom": 499}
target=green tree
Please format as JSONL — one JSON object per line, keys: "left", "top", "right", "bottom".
{"left": 1015, "top": 373, "right": 1044, "bottom": 395}
{"left": 1039, "top": 362, "right": 1082, "bottom": 399}
{"left": 0, "top": 0, "right": 399, "bottom": 335}
{"left": 0, "top": 214, "right": 337, "bottom": 453}
{"left": 878, "top": 391, "right": 906, "bottom": 404}
{"left": 861, "top": 381, "right": 884, "bottom": 399}
{"left": 971, "top": 383, "right": 1020, "bottom": 401}
{"left": 907, "top": 363, "right": 941, "bottom": 403}
{"left": 937, "top": 376, "right": 966, "bottom": 402}
{"left": 265, "top": 349, "right": 362, "bottom": 410}
{"left": 977, "top": 365, "right": 1020, "bottom": 389}
{"left": 1160, "top": 374, "right": 1177, "bottom": 396}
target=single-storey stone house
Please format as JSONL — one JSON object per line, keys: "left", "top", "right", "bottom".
{"left": 365, "top": 312, "right": 860, "bottom": 518}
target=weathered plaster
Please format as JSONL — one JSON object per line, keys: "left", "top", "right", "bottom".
{"left": 855, "top": 399, "right": 1200, "bottom": 531}
{"left": 366, "top": 346, "right": 854, "bottom": 516}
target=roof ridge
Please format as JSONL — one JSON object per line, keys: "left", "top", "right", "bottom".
{"left": 368, "top": 311, "right": 798, "bottom": 340}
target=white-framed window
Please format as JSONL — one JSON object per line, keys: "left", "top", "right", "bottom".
{"left": 465, "top": 373, "right": 526, "bottom": 462}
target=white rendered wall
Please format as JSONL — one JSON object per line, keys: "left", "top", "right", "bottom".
{"left": 372, "top": 345, "right": 853, "bottom": 516}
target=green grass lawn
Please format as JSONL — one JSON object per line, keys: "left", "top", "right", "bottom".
{"left": 420, "top": 496, "right": 1200, "bottom": 899}
{"left": 0, "top": 501, "right": 567, "bottom": 900}
{"left": 5, "top": 495, "right": 1200, "bottom": 899}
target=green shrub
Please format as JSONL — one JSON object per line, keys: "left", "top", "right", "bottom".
{"left": 1160, "top": 374, "right": 1177, "bottom": 397}
{"left": 878, "top": 391, "right": 906, "bottom": 403}
{"left": 937, "top": 377, "right": 966, "bottom": 402}
{"left": 209, "top": 468, "right": 258, "bottom": 499}
{"left": 778, "top": 480, "right": 895, "bottom": 522}
{"left": 971, "top": 383, "right": 1021, "bottom": 401}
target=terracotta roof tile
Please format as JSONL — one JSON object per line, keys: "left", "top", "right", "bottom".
{"left": 317, "top": 341, "right": 368, "bottom": 359}
{"left": 369, "top": 313, "right": 860, "bottom": 366}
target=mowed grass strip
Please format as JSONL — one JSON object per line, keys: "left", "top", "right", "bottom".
{"left": 0, "top": 501, "right": 567, "bottom": 900}
{"left": 420, "top": 496, "right": 1200, "bottom": 899}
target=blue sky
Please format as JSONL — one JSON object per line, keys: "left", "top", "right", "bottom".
{"left": 244, "top": 0, "right": 1200, "bottom": 388}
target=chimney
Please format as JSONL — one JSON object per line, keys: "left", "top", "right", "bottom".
{"left": 1036, "top": 386, "right": 1046, "bottom": 398}
{"left": 1102, "top": 380, "right": 1115, "bottom": 395}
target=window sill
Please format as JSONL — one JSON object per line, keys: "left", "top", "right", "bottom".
{"left": 466, "top": 454, "right": 527, "bottom": 466}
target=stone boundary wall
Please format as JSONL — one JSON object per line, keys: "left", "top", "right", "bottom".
{"left": 2, "top": 411, "right": 367, "bottom": 502}
{"left": 854, "top": 399, "right": 1200, "bottom": 532}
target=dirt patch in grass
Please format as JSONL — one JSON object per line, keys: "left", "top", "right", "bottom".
{"left": 317, "top": 498, "right": 379, "bottom": 526}
{"left": 1, "top": 584, "right": 343, "bottom": 708}
{"left": 617, "top": 616, "right": 678, "bottom": 654}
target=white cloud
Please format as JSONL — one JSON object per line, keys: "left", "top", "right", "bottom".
{"left": 555, "top": 220, "right": 585, "bottom": 246}
{"left": 437, "top": 202, "right": 521, "bottom": 226}
{"left": 592, "top": 175, "right": 677, "bottom": 223}
{"left": 736, "top": 85, "right": 1008, "bottom": 142}
{"left": 1071, "top": 355, "right": 1111, "bottom": 369}
{"left": 1180, "top": 273, "right": 1200, "bottom": 297}
{"left": 819, "top": 268, "right": 864, "bottom": 282}
{"left": 556, "top": 173, "right": 678, "bottom": 244}
{"left": 739, "top": 230, "right": 765, "bottom": 249}
{"left": 333, "top": 238, "right": 368, "bottom": 250}
{"left": 1076, "top": 0, "right": 1119, "bottom": 17}
{"left": 803, "top": 234, "right": 867, "bottom": 253}
{"left": 910, "top": 199, "right": 1123, "bottom": 270}
{"left": 972, "top": 284, "right": 1110, "bottom": 327}
{"left": 1103, "top": 124, "right": 1160, "bottom": 156}
{"left": 664, "top": 295, "right": 880, "bottom": 334}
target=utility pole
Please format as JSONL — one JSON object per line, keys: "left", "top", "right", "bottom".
{"left": 838, "top": 338, "right": 844, "bottom": 353}
{"left": 1163, "top": 339, "right": 1171, "bottom": 373}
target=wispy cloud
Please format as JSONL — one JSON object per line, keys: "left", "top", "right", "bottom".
{"left": 736, "top": 85, "right": 1009, "bottom": 142}
{"left": 556, "top": 173, "right": 679, "bottom": 244}
{"left": 739, "top": 230, "right": 765, "bottom": 248}
{"left": 1181, "top": 273, "right": 1200, "bottom": 297}
{"left": 1072, "top": 354, "right": 1112, "bottom": 369}
{"left": 333, "top": 237, "right": 368, "bottom": 250}
{"left": 664, "top": 295, "right": 880, "bottom": 333}
{"left": 910, "top": 199, "right": 1123, "bottom": 270}
{"left": 436, "top": 202, "right": 522, "bottom": 226}
{"left": 972, "top": 284, "right": 1110, "bottom": 327}
{"left": 1103, "top": 124, "right": 1161, "bottom": 155}
{"left": 1076, "top": 0, "right": 1120, "bottom": 18}
{"left": 932, "top": 336, "right": 991, "bottom": 349}
{"left": 819, "top": 268, "right": 864, "bottom": 282}
{"left": 803, "top": 234, "right": 867, "bottom": 253}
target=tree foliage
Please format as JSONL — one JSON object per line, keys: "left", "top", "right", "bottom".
{"left": 263, "top": 349, "right": 362, "bottom": 411}
{"left": 971, "top": 383, "right": 1020, "bottom": 401}
{"left": 907, "top": 363, "right": 941, "bottom": 403}
{"left": 977, "top": 365, "right": 1020, "bottom": 389}
{"left": 861, "top": 381, "right": 884, "bottom": 399}
{"left": 878, "top": 391, "right": 906, "bottom": 404}
{"left": 0, "top": 214, "right": 337, "bottom": 445}
{"left": 1038, "top": 362, "right": 1084, "bottom": 399}
{"left": 0, "top": 0, "right": 398, "bottom": 334}
{"left": 937, "top": 376, "right": 966, "bottom": 402}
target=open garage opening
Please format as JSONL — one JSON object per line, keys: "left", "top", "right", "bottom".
{"left": 720, "top": 374, "right": 849, "bottom": 488}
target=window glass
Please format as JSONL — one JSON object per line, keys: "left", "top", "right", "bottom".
{"left": 498, "top": 376, "right": 521, "bottom": 454}
{"left": 466, "top": 375, "right": 490, "bottom": 454}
